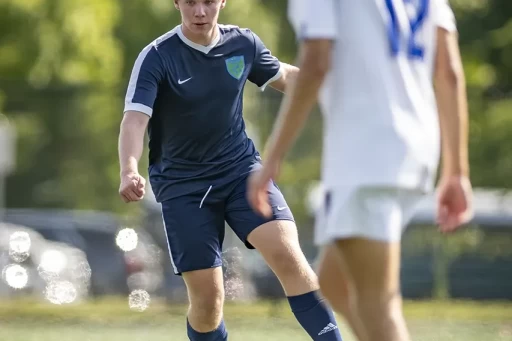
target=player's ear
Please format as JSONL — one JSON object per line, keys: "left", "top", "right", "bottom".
{"left": 174, "top": 0, "right": 180, "bottom": 10}
{"left": 220, "top": 0, "right": 226, "bottom": 10}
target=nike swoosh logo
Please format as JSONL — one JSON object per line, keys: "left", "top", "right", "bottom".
{"left": 178, "top": 77, "right": 192, "bottom": 85}
{"left": 277, "top": 206, "right": 287, "bottom": 211}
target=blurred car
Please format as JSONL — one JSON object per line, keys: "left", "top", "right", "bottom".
{"left": 0, "top": 222, "right": 90, "bottom": 303}
{"left": 401, "top": 188, "right": 512, "bottom": 300}
{"left": 3, "top": 209, "right": 164, "bottom": 297}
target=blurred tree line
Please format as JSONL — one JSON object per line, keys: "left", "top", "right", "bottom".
{"left": 1, "top": 0, "right": 511, "bottom": 227}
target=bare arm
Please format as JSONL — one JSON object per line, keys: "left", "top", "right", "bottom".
{"left": 118, "top": 111, "right": 150, "bottom": 176}
{"left": 434, "top": 28, "right": 469, "bottom": 177}
{"left": 269, "top": 62, "right": 300, "bottom": 93}
{"left": 247, "top": 39, "right": 333, "bottom": 217}
{"left": 264, "top": 39, "right": 333, "bottom": 163}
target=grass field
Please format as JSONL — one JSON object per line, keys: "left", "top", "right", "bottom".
{"left": 0, "top": 298, "right": 511, "bottom": 341}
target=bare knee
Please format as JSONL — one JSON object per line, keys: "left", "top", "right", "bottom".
{"left": 357, "top": 289, "right": 402, "bottom": 315}
{"left": 272, "top": 243, "right": 307, "bottom": 277}
{"left": 189, "top": 289, "right": 224, "bottom": 319}
{"left": 183, "top": 268, "right": 225, "bottom": 332}
{"left": 250, "top": 221, "right": 305, "bottom": 276}
{"left": 249, "top": 221, "right": 318, "bottom": 295}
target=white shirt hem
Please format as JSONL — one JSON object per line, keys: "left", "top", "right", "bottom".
{"left": 124, "top": 103, "right": 153, "bottom": 117}
{"left": 259, "top": 67, "right": 283, "bottom": 92}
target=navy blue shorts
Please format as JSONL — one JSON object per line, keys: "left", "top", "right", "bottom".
{"left": 160, "top": 174, "right": 294, "bottom": 275}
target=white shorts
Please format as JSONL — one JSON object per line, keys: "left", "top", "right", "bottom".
{"left": 314, "top": 186, "right": 425, "bottom": 245}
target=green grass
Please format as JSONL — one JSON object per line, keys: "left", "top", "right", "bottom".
{"left": 0, "top": 298, "right": 511, "bottom": 340}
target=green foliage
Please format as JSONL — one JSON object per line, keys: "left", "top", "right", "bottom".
{"left": 0, "top": 0, "right": 282, "bottom": 214}
{"left": 448, "top": 0, "right": 512, "bottom": 190}
{"left": 1, "top": 0, "right": 511, "bottom": 225}
{"left": 1, "top": 0, "right": 125, "bottom": 212}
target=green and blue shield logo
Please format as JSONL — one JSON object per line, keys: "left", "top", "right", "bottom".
{"left": 225, "top": 56, "right": 245, "bottom": 80}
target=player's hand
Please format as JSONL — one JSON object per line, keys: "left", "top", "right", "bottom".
{"left": 436, "top": 175, "right": 473, "bottom": 233}
{"left": 247, "top": 160, "right": 281, "bottom": 218}
{"left": 119, "top": 172, "right": 146, "bottom": 203}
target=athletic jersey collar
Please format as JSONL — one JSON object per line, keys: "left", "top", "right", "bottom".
{"left": 177, "top": 24, "right": 221, "bottom": 54}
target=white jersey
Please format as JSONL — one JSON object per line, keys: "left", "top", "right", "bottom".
{"left": 288, "top": 0, "right": 457, "bottom": 192}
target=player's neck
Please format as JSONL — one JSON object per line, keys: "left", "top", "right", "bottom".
{"left": 181, "top": 24, "right": 219, "bottom": 47}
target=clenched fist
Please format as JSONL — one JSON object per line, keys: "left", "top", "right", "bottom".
{"left": 119, "top": 172, "right": 146, "bottom": 203}
{"left": 436, "top": 175, "right": 473, "bottom": 233}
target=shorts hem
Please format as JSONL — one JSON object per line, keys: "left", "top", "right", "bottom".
{"left": 243, "top": 217, "right": 296, "bottom": 249}
{"left": 172, "top": 262, "right": 223, "bottom": 276}
{"left": 315, "top": 231, "right": 403, "bottom": 246}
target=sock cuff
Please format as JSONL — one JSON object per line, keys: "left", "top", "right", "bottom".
{"left": 287, "top": 291, "right": 343, "bottom": 340}
{"left": 287, "top": 290, "right": 324, "bottom": 313}
{"left": 187, "top": 319, "right": 228, "bottom": 340}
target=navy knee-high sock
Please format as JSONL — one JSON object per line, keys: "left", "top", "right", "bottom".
{"left": 288, "top": 291, "right": 343, "bottom": 340}
{"left": 187, "top": 319, "right": 228, "bottom": 341}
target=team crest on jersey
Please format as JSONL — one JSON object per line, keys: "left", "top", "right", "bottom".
{"left": 225, "top": 56, "right": 245, "bottom": 80}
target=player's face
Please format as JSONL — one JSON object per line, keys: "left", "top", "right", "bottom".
{"left": 175, "top": 0, "right": 226, "bottom": 35}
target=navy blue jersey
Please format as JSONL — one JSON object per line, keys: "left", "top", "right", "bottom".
{"left": 124, "top": 24, "right": 282, "bottom": 202}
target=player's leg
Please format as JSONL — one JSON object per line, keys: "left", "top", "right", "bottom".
{"left": 335, "top": 238, "right": 407, "bottom": 341}
{"left": 316, "top": 245, "right": 367, "bottom": 341}
{"left": 161, "top": 193, "right": 228, "bottom": 341}
{"left": 225, "top": 178, "right": 343, "bottom": 340}
{"left": 183, "top": 267, "right": 228, "bottom": 340}
{"left": 250, "top": 221, "right": 343, "bottom": 341}
{"left": 317, "top": 186, "right": 423, "bottom": 341}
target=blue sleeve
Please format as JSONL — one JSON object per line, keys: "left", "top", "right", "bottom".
{"left": 248, "top": 32, "right": 282, "bottom": 91}
{"left": 124, "top": 45, "right": 165, "bottom": 116}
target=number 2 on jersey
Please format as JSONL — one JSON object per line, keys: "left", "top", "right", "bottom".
{"left": 385, "top": 0, "right": 430, "bottom": 60}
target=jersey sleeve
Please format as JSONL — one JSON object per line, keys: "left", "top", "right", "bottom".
{"left": 290, "top": 0, "right": 337, "bottom": 40}
{"left": 435, "top": 0, "right": 457, "bottom": 32}
{"left": 124, "top": 45, "right": 165, "bottom": 117}
{"left": 248, "top": 32, "right": 282, "bottom": 92}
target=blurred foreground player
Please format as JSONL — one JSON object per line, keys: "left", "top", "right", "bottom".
{"left": 118, "top": 0, "right": 343, "bottom": 340}
{"left": 248, "top": 0, "right": 473, "bottom": 341}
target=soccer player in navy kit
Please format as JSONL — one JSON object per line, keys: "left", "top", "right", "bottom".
{"left": 118, "top": 1, "right": 343, "bottom": 340}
